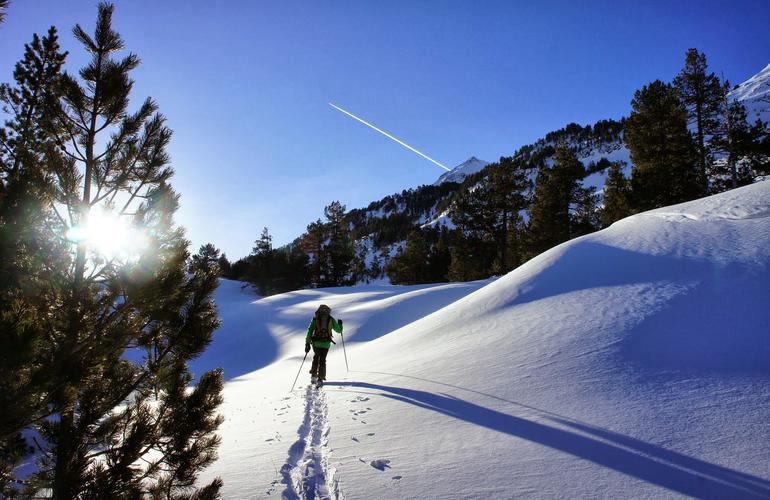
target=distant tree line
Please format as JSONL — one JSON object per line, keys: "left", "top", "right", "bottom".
{"left": 218, "top": 48, "right": 769, "bottom": 292}
{"left": 385, "top": 48, "right": 769, "bottom": 284}
{"left": 218, "top": 201, "right": 363, "bottom": 294}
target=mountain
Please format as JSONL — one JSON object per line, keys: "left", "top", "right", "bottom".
{"left": 196, "top": 180, "right": 770, "bottom": 498}
{"left": 343, "top": 117, "right": 628, "bottom": 277}
{"left": 730, "top": 62, "right": 770, "bottom": 122}
{"left": 333, "top": 62, "right": 770, "bottom": 280}
{"left": 434, "top": 156, "right": 490, "bottom": 185}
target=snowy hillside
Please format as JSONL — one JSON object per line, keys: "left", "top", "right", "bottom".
{"left": 730, "top": 62, "right": 770, "bottom": 122}
{"left": 341, "top": 63, "right": 769, "bottom": 280}
{"left": 198, "top": 181, "right": 770, "bottom": 498}
{"left": 434, "top": 156, "right": 490, "bottom": 185}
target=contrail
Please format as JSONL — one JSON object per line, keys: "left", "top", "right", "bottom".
{"left": 329, "top": 102, "right": 451, "bottom": 172}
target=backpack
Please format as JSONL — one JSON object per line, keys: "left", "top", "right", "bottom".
{"left": 311, "top": 305, "right": 335, "bottom": 343}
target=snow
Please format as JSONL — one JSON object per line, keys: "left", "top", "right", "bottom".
{"left": 434, "top": 156, "right": 490, "bottom": 185}
{"left": 420, "top": 207, "right": 456, "bottom": 230}
{"left": 729, "top": 62, "right": 770, "bottom": 122}
{"left": 195, "top": 180, "right": 770, "bottom": 498}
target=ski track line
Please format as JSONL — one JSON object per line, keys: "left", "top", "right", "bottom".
{"left": 279, "top": 385, "right": 339, "bottom": 500}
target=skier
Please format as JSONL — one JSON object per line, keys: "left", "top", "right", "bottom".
{"left": 305, "top": 304, "right": 343, "bottom": 387}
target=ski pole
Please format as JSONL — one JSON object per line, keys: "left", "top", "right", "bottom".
{"left": 290, "top": 352, "right": 309, "bottom": 391}
{"left": 341, "top": 331, "right": 349, "bottom": 372}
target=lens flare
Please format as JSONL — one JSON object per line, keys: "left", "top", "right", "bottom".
{"left": 66, "top": 206, "right": 149, "bottom": 261}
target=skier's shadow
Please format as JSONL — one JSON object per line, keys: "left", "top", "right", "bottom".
{"left": 326, "top": 381, "right": 770, "bottom": 499}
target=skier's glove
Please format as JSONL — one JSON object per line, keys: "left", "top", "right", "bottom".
{"left": 338, "top": 319, "right": 343, "bottom": 326}
{"left": 304, "top": 343, "right": 310, "bottom": 353}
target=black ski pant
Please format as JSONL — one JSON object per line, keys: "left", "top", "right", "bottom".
{"left": 310, "top": 346, "right": 329, "bottom": 381}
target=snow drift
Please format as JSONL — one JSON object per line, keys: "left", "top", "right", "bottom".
{"left": 196, "top": 181, "right": 770, "bottom": 499}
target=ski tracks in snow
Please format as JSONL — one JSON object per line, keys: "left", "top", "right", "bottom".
{"left": 276, "top": 385, "right": 339, "bottom": 500}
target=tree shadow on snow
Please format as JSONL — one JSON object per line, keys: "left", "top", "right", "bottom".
{"left": 344, "top": 282, "right": 485, "bottom": 343}
{"left": 327, "top": 381, "right": 770, "bottom": 499}
{"left": 187, "top": 298, "right": 280, "bottom": 382}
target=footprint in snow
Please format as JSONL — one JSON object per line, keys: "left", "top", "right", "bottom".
{"left": 367, "top": 433, "right": 375, "bottom": 437}
{"left": 392, "top": 475, "right": 402, "bottom": 480}
{"left": 351, "top": 436, "right": 359, "bottom": 442}
{"left": 370, "top": 459, "right": 391, "bottom": 471}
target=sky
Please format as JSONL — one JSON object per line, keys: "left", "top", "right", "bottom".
{"left": 1, "top": 0, "right": 769, "bottom": 259}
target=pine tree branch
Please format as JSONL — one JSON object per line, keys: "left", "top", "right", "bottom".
{"left": 51, "top": 203, "right": 68, "bottom": 227}
{"left": 56, "top": 100, "right": 91, "bottom": 135}
{"left": 50, "top": 107, "right": 88, "bottom": 162}
{"left": 31, "top": 435, "right": 53, "bottom": 459}
{"left": 94, "top": 353, "right": 169, "bottom": 427}
{"left": 119, "top": 179, "right": 148, "bottom": 215}
{"left": 91, "top": 138, "right": 149, "bottom": 206}
{"left": 0, "top": 135, "right": 15, "bottom": 160}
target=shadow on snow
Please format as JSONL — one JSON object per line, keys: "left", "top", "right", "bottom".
{"left": 501, "top": 241, "right": 770, "bottom": 376}
{"left": 327, "top": 380, "right": 770, "bottom": 499}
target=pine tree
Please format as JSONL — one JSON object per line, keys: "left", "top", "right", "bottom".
{"left": 322, "top": 201, "right": 356, "bottom": 286}
{"left": 0, "top": 27, "right": 69, "bottom": 495}
{"left": 625, "top": 80, "right": 701, "bottom": 211}
{"left": 192, "top": 243, "right": 222, "bottom": 273}
{"left": 301, "top": 218, "right": 325, "bottom": 287}
{"left": 599, "top": 162, "right": 632, "bottom": 227}
{"left": 0, "top": 1, "right": 7, "bottom": 25}
{"left": 386, "top": 230, "right": 429, "bottom": 284}
{"left": 710, "top": 87, "right": 756, "bottom": 191}
{"left": 747, "top": 120, "right": 770, "bottom": 175}
{"left": 248, "top": 227, "right": 275, "bottom": 294}
{"left": 217, "top": 253, "right": 231, "bottom": 277}
{"left": 447, "top": 233, "right": 493, "bottom": 282}
{"left": 426, "top": 229, "right": 451, "bottom": 282}
{"left": 451, "top": 157, "right": 530, "bottom": 275}
{"left": 674, "top": 48, "right": 723, "bottom": 192}
{"left": 571, "top": 186, "right": 599, "bottom": 237}
{"left": 272, "top": 244, "right": 309, "bottom": 292}
{"left": 253, "top": 226, "right": 272, "bottom": 255}
{"left": 1, "top": 5, "right": 224, "bottom": 496}
{"left": 526, "top": 146, "right": 584, "bottom": 258}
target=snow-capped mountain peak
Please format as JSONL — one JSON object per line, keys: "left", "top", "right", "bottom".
{"left": 729, "top": 61, "right": 770, "bottom": 122}
{"left": 730, "top": 62, "right": 770, "bottom": 103}
{"left": 434, "top": 156, "right": 490, "bottom": 185}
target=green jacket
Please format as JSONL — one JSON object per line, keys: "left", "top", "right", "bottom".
{"left": 305, "top": 315, "right": 343, "bottom": 349}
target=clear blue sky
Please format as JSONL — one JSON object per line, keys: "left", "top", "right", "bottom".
{"left": 2, "top": 1, "right": 769, "bottom": 259}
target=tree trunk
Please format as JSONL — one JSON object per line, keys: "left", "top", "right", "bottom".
{"left": 54, "top": 49, "right": 100, "bottom": 498}
{"left": 500, "top": 208, "right": 509, "bottom": 272}
{"left": 52, "top": 402, "right": 77, "bottom": 500}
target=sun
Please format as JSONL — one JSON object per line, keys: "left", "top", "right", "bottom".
{"left": 66, "top": 205, "right": 149, "bottom": 261}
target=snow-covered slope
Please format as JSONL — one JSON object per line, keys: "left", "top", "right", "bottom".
{"left": 198, "top": 181, "right": 770, "bottom": 498}
{"left": 343, "top": 63, "right": 770, "bottom": 280}
{"left": 434, "top": 156, "right": 490, "bottom": 185}
{"left": 730, "top": 62, "right": 770, "bottom": 122}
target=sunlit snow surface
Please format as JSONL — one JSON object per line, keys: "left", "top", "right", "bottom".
{"left": 197, "top": 182, "right": 770, "bottom": 499}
